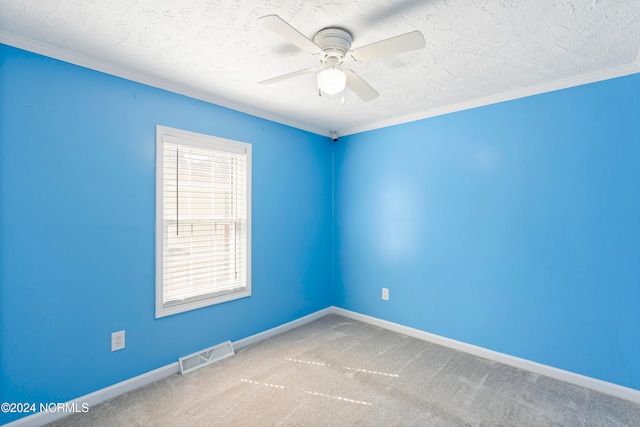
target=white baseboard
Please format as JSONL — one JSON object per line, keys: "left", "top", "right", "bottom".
{"left": 233, "top": 307, "right": 334, "bottom": 350}
{"left": 3, "top": 307, "right": 333, "bottom": 427}
{"left": 2, "top": 363, "right": 180, "bottom": 427}
{"left": 331, "top": 307, "right": 640, "bottom": 404}
{"left": 6, "top": 305, "right": 638, "bottom": 426}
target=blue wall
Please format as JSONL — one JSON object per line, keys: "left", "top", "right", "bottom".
{"left": 333, "top": 73, "right": 640, "bottom": 391}
{"left": 0, "top": 45, "right": 333, "bottom": 424}
{"left": 2, "top": 42, "right": 639, "bottom": 425}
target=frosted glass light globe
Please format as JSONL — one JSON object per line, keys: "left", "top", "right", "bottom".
{"left": 317, "top": 68, "right": 346, "bottom": 95}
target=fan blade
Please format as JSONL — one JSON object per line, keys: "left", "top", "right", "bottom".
{"left": 349, "top": 31, "right": 425, "bottom": 62}
{"left": 259, "top": 68, "right": 314, "bottom": 85}
{"left": 258, "top": 15, "right": 322, "bottom": 55}
{"left": 344, "top": 70, "right": 379, "bottom": 102}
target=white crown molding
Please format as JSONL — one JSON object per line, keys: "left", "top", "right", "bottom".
{"left": 1, "top": 31, "right": 638, "bottom": 140}
{"left": 0, "top": 31, "right": 330, "bottom": 137}
{"left": 339, "top": 60, "right": 640, "bottom": 137}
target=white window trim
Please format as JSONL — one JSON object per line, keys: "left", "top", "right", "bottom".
{"left": 155, "top": 125, "right": 252, "bottom": 318}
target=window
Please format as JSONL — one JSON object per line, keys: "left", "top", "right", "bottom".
{"left": 156, "top": 126, "right": 251, "bottom": 318}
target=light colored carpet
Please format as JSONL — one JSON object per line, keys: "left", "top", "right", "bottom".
{"left": 47, "top": 314, "right": 639, "bottom": 426}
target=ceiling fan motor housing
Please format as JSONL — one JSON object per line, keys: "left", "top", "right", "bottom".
{"left": 314, "top": 28, "right": 353, "bottom": 64}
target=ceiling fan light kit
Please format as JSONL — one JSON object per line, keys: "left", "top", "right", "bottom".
{"left": 317, "top": 68, "right": 347, "bottom": 95}
{"left": 258, "top": 15, "right": 425, "bottom": 103}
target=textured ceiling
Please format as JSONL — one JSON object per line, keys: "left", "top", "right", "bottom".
{"left": 1, "top": 0, "right": 639, "bottom": 136}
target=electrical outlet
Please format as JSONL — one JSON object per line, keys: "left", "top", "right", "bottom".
{"left": 382, "top": 288, "right": 389, "bottom": 301}
{"left": 111, "top": 330, "right": 125, "bottom": 352}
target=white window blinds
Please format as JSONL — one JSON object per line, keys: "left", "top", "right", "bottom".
{"left": 156, "top": 127, "right": 251, "bottom": 318}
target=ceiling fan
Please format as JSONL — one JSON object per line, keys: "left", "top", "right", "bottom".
{"left": 258, "top": 15, "right": 426, "bottom": 102}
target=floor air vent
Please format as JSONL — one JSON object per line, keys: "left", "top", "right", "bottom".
{"left": 179, "top": 340, "right": 235, "bottom": 374}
